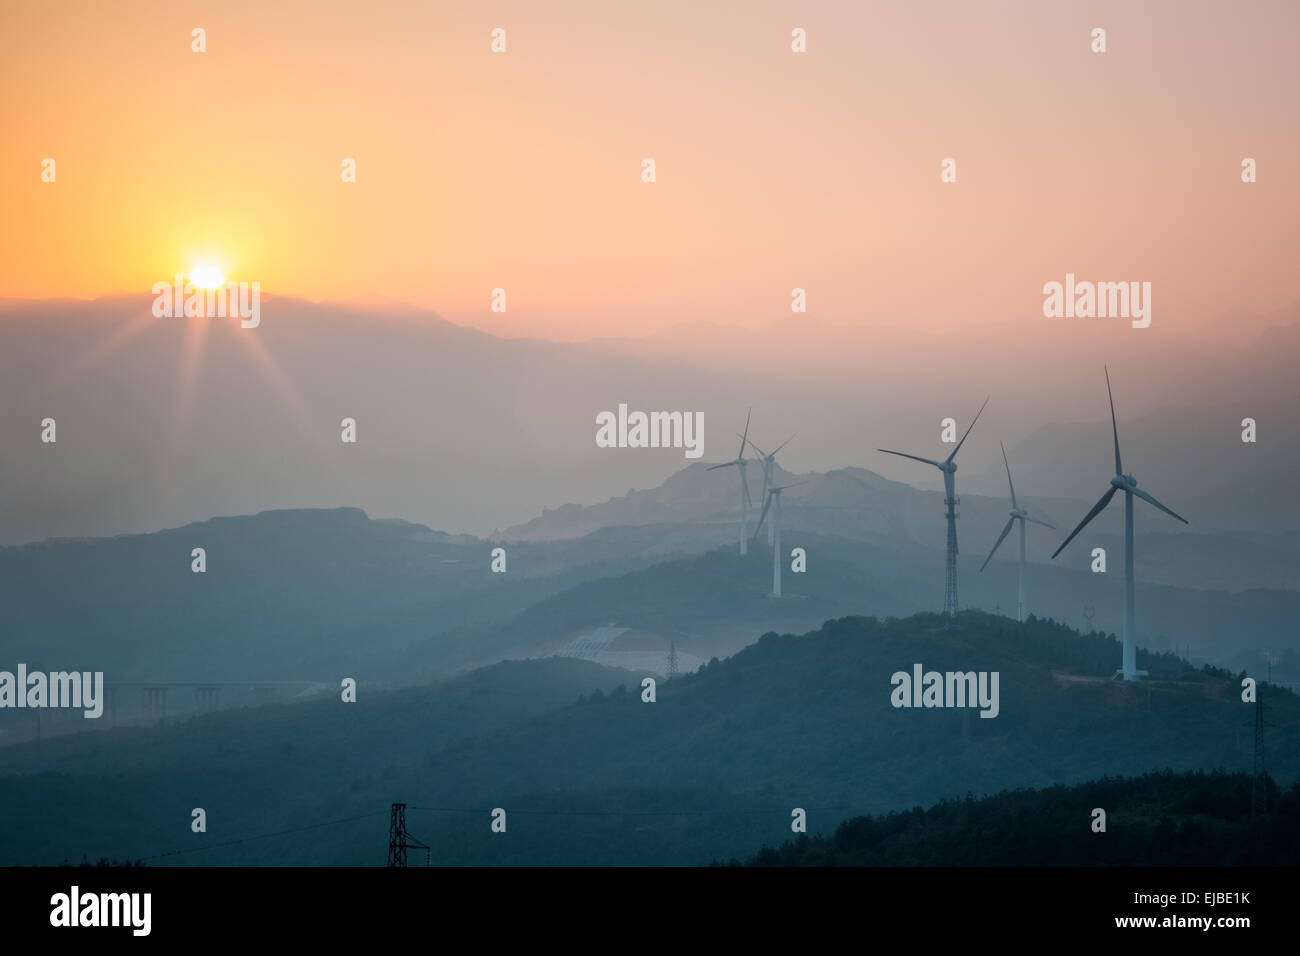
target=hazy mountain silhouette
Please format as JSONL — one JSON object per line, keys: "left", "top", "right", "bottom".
{"left": 0, "top": 507, "right": 699, "bottom": 686}
{"left": 963, "top": 394, "right": 1300, "bottom": 533}
{"left": 499, "top": 460, "right": 1299, "bottom": 592}
{"left": 4, "top": 296, "right": 1299, "bottom": 547}
{"left": 3, "top": 508, "right": 1298, "bottom": 709}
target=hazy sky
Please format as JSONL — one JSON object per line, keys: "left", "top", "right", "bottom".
{"left": 2, "top": 0, "right": 1296, "bottom": 340}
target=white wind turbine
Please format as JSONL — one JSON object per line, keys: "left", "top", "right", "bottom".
{"left": 708, "top": 408, "right": 753, "bottom": 555}
{"left": 752, "top": 480, "right": 807, "bottom": 597}
{"left": 745, "top": 434, "right": 794, "bottom": 545}
{"left": 878, "top": 396, "right": 990, "bottom": 621}
{"left": 1051, "top": 368, "right": 1188, "bottom": 681}
{"left": 979, "top": 441, "right": 1056, "bottom": 623}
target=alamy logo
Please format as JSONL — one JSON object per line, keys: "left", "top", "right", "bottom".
{"left": 0, "top": 665, "right": 104, "bottom": 718}
{"left": 1042, "top": 273, "right": 1151, "bottom": 328}
{"left": 890, "top": 663, "right": 1000, "bottom": 718}
{"left": 152, "top": 274, "right": 261, "bottom": 328}
{"left": 595, "top": 404, "right": 704, "bottom": 459}
{"left": 50, "top": 886, "right": 151, "bottom": 936}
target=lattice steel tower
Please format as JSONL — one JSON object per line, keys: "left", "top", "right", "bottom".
{"left": 387, "top": 802, "right": 430, "bottom": 867}
{"left": 1252, "top": 654, "right": 1275, "bottom": 817}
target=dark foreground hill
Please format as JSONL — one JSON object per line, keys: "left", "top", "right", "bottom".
{"left": 0, "top": 612, "right": 1295, "bottom": 865}
{"left": 734, "top": 770, "right": 1300, "bottom": 866}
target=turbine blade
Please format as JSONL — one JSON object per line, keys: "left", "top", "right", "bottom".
{"left": 1000, "top": 440, "right": 1017, "bottom": 509}
{"left": 706, "top": 461, "right": 737, "bottom": 471}
{"left": 1051, "top": 487, "right": 1118, "bottom": 559}
{"left": 1132, "top": 486, "right": 1189, "bottom": 524}
{"left": 771, "top": 434, "right": 795, "bottom": 456}
{"left": 946, "top": 394, "right": 990, "bottom": 463}
{"left": 772, "top": 480, "right": 808, "bottom": 492}
{"left": 980, "top": 517, "right": 1016, "bottom": 572}
{"left": 745, "top": 437, "right": 771, "bottom": 459}
{"left": 737, "top": 407, "right": 751, "bottom": 459}
{"left": 1026, "top": 515, "right": 1057, "bottom": 529}
{"left": 878, "top": 449, "right": 943, "bottom": 468}
{"left": 743, "top": 474, "right": 754, "bottom": 509}
{"left": 751, "top": 491, "right": 774, "bottom": 542}
{"left": 1105, "top": 366, "right": 1122, "bottom": 476}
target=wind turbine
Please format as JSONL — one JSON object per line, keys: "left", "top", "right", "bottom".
{"left": 1051, "top": 368, "right": 1188, "bottom": 681}
{"left": 708, "top": 408, "right": 753, "bottom": 555}
{"left": 752, "top": 480, "right": 807, "bottom": 597}
{"left": 979, "top": 442, "right": 1056, "bottom": 624}
{"left": 878, "top": 396, "right": 989, "bottom": 621}
{"left": 745, "top": 434, "right": 794, "bottom": 544}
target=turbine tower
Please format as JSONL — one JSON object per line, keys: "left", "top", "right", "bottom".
{"left": 752, "top": 480, "right": 806, "bottom": 597}
{"left": 1051, "top": 368, "right": 1188, "bottom": 681}
{"left": 708, "top": 408, "right": 753, "bottom": 555}
{"left": 745, "top": 434, "right": 794, "bottom": 544}
{"left": 979, "top": 441, "right": 1056, "bottom": 623}
{"left": 879, "top": 396, "right": 989, "bottom": 621}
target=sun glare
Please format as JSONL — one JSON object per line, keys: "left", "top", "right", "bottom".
{"left": 189, "top": 265, "right": 226, "bottom": 290}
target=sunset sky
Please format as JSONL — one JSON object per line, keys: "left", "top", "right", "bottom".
{"left": 2, "top": 0, "right": 1296, "bottom": 340}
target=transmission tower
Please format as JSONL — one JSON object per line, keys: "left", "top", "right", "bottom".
{"left": 1252, "top": 652, "right": 1278, "bottom": 817}
{"left": 387, "top": 802, "right": 430, "bottom": 867}
{"left": 666, "top": 641, "right": 679, "bottom": 681}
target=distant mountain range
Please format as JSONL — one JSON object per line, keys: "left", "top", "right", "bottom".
{"left": 3, "top": 295, "right": 1298, "bottom": 546}
{"left": 963, "top": 393, "right": 1300, "bottom": 534}
{"left": 499, "top": 460, "right": 1300, "bottom": 593}
{"left": 2, "top": 505, "right": 1297, "bottom": 711}
{"left": 0, "top": 506, "right": 697, "bottom": 685}
{"left": 0, "top": 502, "right": 1294, "bottom": 717}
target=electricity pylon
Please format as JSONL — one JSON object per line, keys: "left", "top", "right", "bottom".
{"left": 387, "top": 802, "right": 430, "bottom": 867}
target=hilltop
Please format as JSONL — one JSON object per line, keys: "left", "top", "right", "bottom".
{"left": 1, "top": 612, "right": 1294, "bottom": 866}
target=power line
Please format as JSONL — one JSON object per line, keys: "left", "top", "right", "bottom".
{"left": 61, "top": 793, "right": 908, "bottom": 867}
{"left": 407, "top": 804, "right": 882, "bottom": 817}
{"left": 102, "top": 801, "right": 883, "bottom": 867}
{"left": 138, "top": 810, "right": 388, "bottom": 862}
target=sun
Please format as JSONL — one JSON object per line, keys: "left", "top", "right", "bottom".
{"left": 189, "top": 265, "right": 226, "bottom": 290}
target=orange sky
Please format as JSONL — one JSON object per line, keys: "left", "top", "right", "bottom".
{"left": 2, "top": 0, "right": 1296, "bottom": 339}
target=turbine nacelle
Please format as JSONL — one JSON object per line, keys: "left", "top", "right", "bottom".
{"left": 1111, "top": 474, "right": 1138, "bottom": 490}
